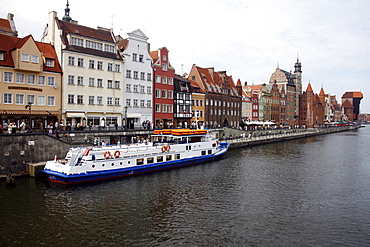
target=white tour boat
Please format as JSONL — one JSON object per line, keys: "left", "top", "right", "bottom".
{"left": 43, "top": 129, "right": 230, "bottom": 184}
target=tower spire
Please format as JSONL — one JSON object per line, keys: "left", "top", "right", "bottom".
{"left": 294, "top": 54, "right": 302, "bottom": 73}
{"left": 62, "top": 0, "right": 72, "bottom": 22}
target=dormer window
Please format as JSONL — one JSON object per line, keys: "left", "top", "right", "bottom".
{"left": 71, "top": 37, "right": 83, "bottom": 47}
{"left": 0, "top": 52, "right": 4, "bottom": 61}
{"left": 22, "top": 53, "right": 29, "bottom": 62}
{"left": 46, "top": 59, "right": 54, "bottom": 67}
{"left": 32, "top": 55, "right": 39, "bottom": 63}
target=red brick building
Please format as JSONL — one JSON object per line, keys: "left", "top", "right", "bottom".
{"left": 150, "top": 47, "right": 175, "bottom": 128}
{"left": 299, "top": 83, "right": 325, "bottom": 128}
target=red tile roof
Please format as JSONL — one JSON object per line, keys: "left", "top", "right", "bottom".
{"left": 0, "top": 18, "right": 15, "bottom": 36}
{"left": 306, "top": 83, "right": 313, "bottom": 92}
{"left": 342, "top": 91, "right": 363, "bottom": 99}
{"left": 0, "top": 34, "right": 62, "bottom": 73}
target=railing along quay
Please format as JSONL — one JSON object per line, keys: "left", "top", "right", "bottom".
{"left": 225, "top": 125, "right": 360, "bottom": 149}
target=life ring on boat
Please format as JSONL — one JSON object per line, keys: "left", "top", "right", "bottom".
{"left": 114, "top": 150, "right": 120, "bottom": 158}
{"left": 161, "top": 145, "right": 171, "bottom": 152}
{"left": 104, "top": 151, "right": 111, "bottom": 159}
{"left": 216, "top": 141, "right": 219, "bottom": 145}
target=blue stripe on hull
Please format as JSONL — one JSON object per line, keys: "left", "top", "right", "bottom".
{"left": 43, "top": 151, "right": 226, "bottom": 185}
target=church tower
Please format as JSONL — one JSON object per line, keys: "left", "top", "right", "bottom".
{"left": 294, "top": 56, "right": 302, "bottom": 94}
{"left": 62, "top": 0, "right": 72, "bottom": 22}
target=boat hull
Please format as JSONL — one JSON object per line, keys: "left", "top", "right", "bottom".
{"left": 43, "top": 146, "right": 228, "bottom": 185}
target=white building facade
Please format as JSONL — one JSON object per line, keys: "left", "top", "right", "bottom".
{"left": 42, "top": 9, "right": 124, "bottom": 129}
{"left": 118, "top": 29, "right": 153, "bottom": 129}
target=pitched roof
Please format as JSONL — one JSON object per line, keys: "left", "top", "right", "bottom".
{"left": 55, "top": 18, "right": 121, "bottom": 60}
{"left": 342, "top": 91, "right": 363, "bottom": 99}
{"left": 306, "top": 83, "right": 313, "bottom": 92}
{"left": 0, "top": 18, "right": 14, "bottom": 35}
{"left": 0, "top": 34, "right": 62, "bottom": 73}
{"left": 150, "top": 50, "right": 158, "bottom": 62}
{"left": 319, "top": 87, "right": 325, "bottom": 96}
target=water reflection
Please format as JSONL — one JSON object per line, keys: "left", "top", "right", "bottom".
{"left": 1, "top": 128, "right": 370, "bottom": 246}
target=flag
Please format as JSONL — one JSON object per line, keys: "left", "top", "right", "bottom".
{"left": 54, "top": 155, "right": 59, "bottom": 162}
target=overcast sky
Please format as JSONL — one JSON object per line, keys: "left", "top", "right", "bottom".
{"left": 1, "top": 0, "right": 369, "bottom": 113}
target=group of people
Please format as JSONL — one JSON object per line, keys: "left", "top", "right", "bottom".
{"left": 0, "top": 121, "right": 31, "bottom": 134}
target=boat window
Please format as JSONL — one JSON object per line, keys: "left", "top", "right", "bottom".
{"left": 157, "top": 156, "right": 163, "bottom": 162}
{"left": 186, "top": 146, "right": 188, "bottom": 151}
{"left": 208, "top": 150, "right": 212, "bottom": 154}
{"left": 120, "top": 162, "right": 123, "bottom": 165}
{"left": 92, "top": 165, "right": 95, "bottom": 168}
{"left": 201, "top": 151, "right": 206, "bottom": 156}
{"left": 189, "top": 145, "right": 192, "bottom": 150}
{"left": 111, "top": 163, "right": 114, "bottom": 166}
{"left": 136, "top": 158, "right": 144, "bottom": 165}
{"left": 102, "top": 164, "right": 105, "bottom": 167}
{"left": 166, "top": 155, "right": 172, "bottom": 161}
{"left": 212, "top": 143, "right": 216, "bottom": 147}
{"left": 175, "top": 154, "right": 181, "bottom": 160}
{"left": 128, "top": 161, "right": 131, "bottom": 164}
{"left": 147, "top": 157, "right": 154, "bottom": 164}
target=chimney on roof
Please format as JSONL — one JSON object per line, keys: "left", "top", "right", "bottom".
{"left": 7, "top": 13, "right": 18, "bottom": 36}
{"left": 244, "top": 81, "right": 248, "bottom": 86}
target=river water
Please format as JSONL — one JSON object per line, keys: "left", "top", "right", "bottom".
{"left": 1, "top": 127, "right": 370, "bottom": 246}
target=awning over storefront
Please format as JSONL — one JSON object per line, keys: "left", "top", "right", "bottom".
{"left": 0, "top": 110, "right": 60, "bottom": 115}
{"left": 126, "top": 113, "right": 141, "bottom": 118}
{"left": 66, "top": 112, "right": 85, "bottom": 118}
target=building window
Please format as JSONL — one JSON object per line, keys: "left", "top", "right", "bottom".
{"left": 89, "top": 78, "right": 95, "bottom": 87}
{"left": 4, "top": 72, "right": 13, "bottom": 83}
{"left": 168, "top": 105, "right": 173, "bottom": 113}
{"left": 140, "top": 100, "right": 145, "bottom": 107}
{"left": 168, "top": 90, "right": 173, "bottom": 99}
{"left": 108, "top": 63, "right": 113, "bottom": 71}
{"left": 32, "top": 55, "right": 39, "bottom": 63}
{"left": 126, "top": 84, "right": 131, "bottom": 92}
{"left": 107, "top": 80, "right": 113, "bottom": 88}
{"left": 126, "top": 99, "right": 131, "bottom": 106}
{"left": 162, "top": 89, "right": 167, "bottom": 98}
{"left": 77, "top": 95, "right": 84, "bottom": 104}
{"left": 162, "top": 76, "right": 167, "bottom": 84}
{"left": 115, "top": 64, "right": 120, "bottom": 72}
{"left": 68, "top": 94, "right": 74, "bottom": 104}
{"left": 21, "top": 53, "right": 29, "bottom": 62}
{"left": 114, "top": 81, "right": 120, "bottom": 89}
{"left": 155, "top": 89, "right": 160, "bottom": 98}
{"left": 163, "top": 55, "right": 167, "bottom": 61}
{"left": 77, "top": 76, "right": 83, "bottom": 86}
{"left": 86, "top": 40, "right": 102, "bottom": 50}
{"left": 162, "top": 63, "right": 167, "bottom": 71}
{"left": 68, "top": 75, "right": 75, "bottom": 85}
{"left": 16, "top": 94, "right": 24, "bottom": 105}
{"left": 27, "top": 95, "right": 35, "bottom": 105}
{"left": 89, "top": 96, "right": 95, "bottom": 105}
{"left": 168, "top": 77, "right": 173, "bottom": 85}
{"left": 38, "top": 75, "right": 45, "bottom": 85}
{"left": 4, "top": 93, "right": 12, "bottom": 104}
{"left": 48, "top": 96, "right": 55, "bottom": 106}
{"left": 38, "top": 95, "right": 45, "bottom": 106}
{"left": 133, "top": 85, "right": 138, "bottom": 93}
{"left": 140, "top": 85, "right": 145, "bottom": 94}
{"left": 147, "top": 86, "right": 152, "bottom": 94}
{"left": 27, "top": 74, "right": 35, "bottom": 84}
{"left": 89, "top": 60, "right": 95, "bottom": 69}
{"left": 46, "top": 59, "right": 54, "bottom": 67}
{"left": 156, "top": 75, "right": 160, "bottom": 83}
{"left": 97, "top": 61, "right": 103, "bottom": 70}
{"left": 147, "top": 73, "right": 152, "bottom": 81}
{"left": 0, "top": 52, "right": 4, "bottom": 61}
{"left": 162, "top": 104, "right": 167, "bottom": 113}
{"left": 140, "top": 72, "right": 145, "bottom": 80}
{"left": 133, "top": 53, "right": 137, "bottom": 61}
{"left": 133, "top": 71, "right": 138, "bottom": 79}
{"left": 139, "top": 54, "right": 143, "bottom": 62}
{"left": 133, "top": 99, "right": 138, "bottom": 107}
{"left": 97, "top": 96, "right": 103, "bottom": 105}
{"left": 77, "top": 58, "right": 84, "bottom": 67}
{"left": 126, "top": 70, "right": 131, "bottom": 78}
{"left": 71, "top": 37, "right": 83, "bottom": 46}
{"left": 16, "top": 73, "right": 24, "bottom": 84}
{"left": 156, "top": 103, "right": 160, "bottom": 112}
{"left": 97, "top": 79, "right": 103, "bottom": 87}
{"left": 147, "top": 100, "right": 151, "bottom": 108}
{"left": 107, "top": 97, "right": 113, "bottom": 105}
{"left": 115, "top": 98, "right": 120, "bottom": 106}
{"left": 48, "top": 77, "right": 55, "bottom": 86}
{"left": 68, "top": 56, "right": 75, "bottom": 66}
{"left": 104, "top": 44, "right": 115, "bottom": 53}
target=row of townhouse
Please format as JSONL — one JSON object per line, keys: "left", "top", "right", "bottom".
{"left": 0, "top": 3, "right": 362, "bottom": 131}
